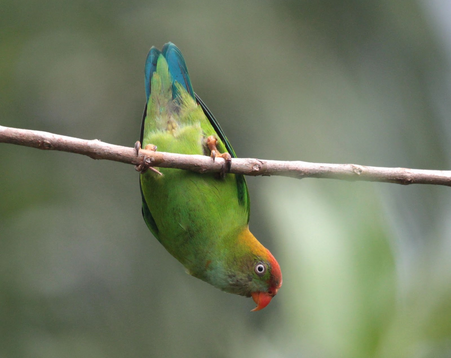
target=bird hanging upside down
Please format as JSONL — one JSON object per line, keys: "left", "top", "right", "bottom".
{"left": 138, "top": 43, "right": 282, "bottom": 311}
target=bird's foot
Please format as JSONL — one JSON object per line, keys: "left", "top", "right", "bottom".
{"left": 134, "top": 141, "right": 162, "bottom": 175}
{"left": 206, "top": 136, "right": 232, "bottom": 176}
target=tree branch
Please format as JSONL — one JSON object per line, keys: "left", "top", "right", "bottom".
{"left": 1, "top": 125, "right": 450, "bottom": 186}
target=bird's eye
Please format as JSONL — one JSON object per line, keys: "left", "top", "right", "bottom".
{"left": 254, "top": 263, "right": 266, "bottom": 276}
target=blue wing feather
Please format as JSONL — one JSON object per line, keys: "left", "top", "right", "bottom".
{"left": 144, "top": 47, "right": 161, "bottom": 101}
{"left": 162, "top": 42, "right": 194, "bottom": 99}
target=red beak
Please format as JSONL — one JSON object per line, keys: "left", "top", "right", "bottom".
{"left": 251, "top": 291, "right": 274, "bottom": 312}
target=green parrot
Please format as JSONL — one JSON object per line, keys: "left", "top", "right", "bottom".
{"left": 139, "top": 43, "right": 282, "bottom": 311}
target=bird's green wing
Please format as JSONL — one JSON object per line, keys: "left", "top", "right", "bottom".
{"left": 195, "top": 93, "right": 250, "bottom": 219}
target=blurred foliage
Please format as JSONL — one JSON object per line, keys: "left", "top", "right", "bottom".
{"left": 2, "top": 0, "right": 451, "bottom": 357}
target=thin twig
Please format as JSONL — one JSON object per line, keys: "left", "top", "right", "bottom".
{"left": 1, "top": 125, "right": 450, "bottom": 186}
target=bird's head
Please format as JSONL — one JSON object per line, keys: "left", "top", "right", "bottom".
{"left": 207, "top": 228, "right": 282, "bottom": 311}
{"left": 250, "top": 248, "right": 282, "bottom": 311}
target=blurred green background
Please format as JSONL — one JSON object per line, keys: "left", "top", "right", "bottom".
{"left": 2, "top": 1, "right": 451, "bottom": 357}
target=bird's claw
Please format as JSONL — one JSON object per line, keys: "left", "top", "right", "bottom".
{"left": 134, "top": 141, "right": 162, "bottom": 175}
{"left": 206, "top": 135, "right": 232, "bottom": 177}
